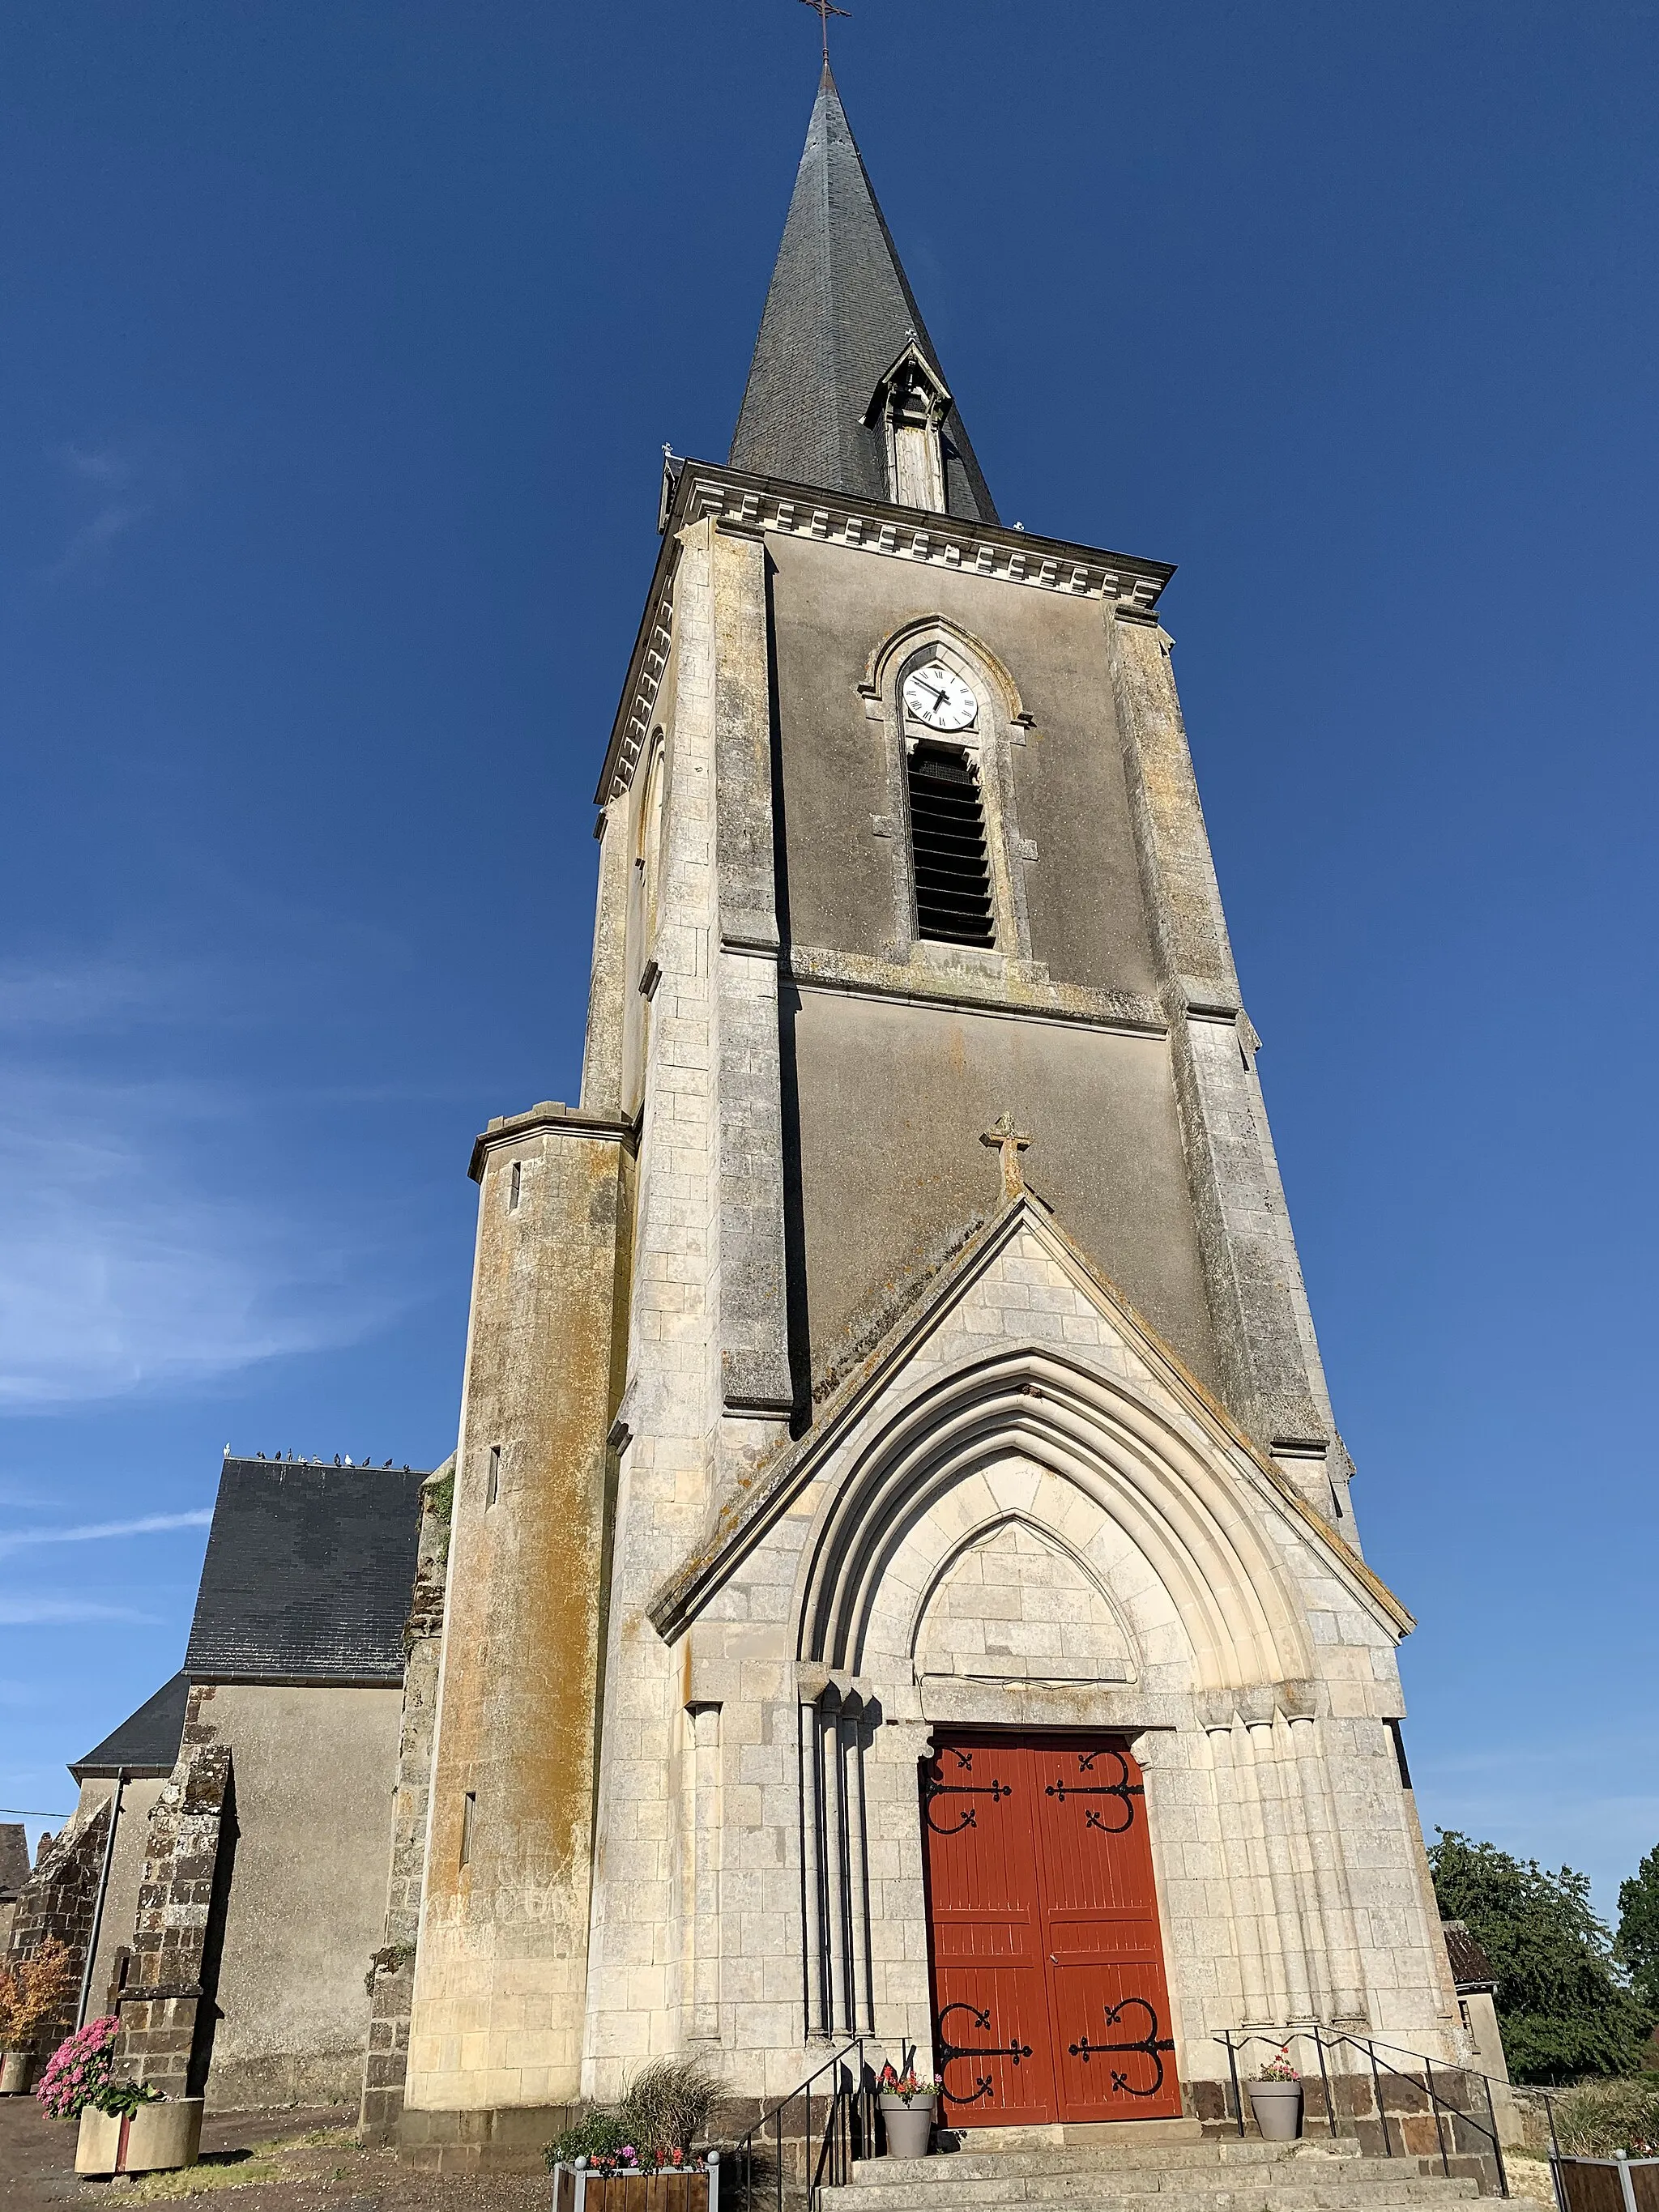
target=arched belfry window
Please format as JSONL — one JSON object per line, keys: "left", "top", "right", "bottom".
{"left": 868, "top": 622, "right": 1033, "bottom": 964}
{"left": 906, "top": 741, "right": 995, "bottom": 946}
{"left": 865, "top": 342, "right": 951, "bottom": 513}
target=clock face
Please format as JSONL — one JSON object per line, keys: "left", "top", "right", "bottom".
{"left": 902, "top": 662, "right": 978, "bottom": 732}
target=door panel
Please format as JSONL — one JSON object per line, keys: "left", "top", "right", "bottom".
{"left": 923, "top": 1733, "right": 1182, "bottom": 2127}
{"left": 923, "top": 1741, "right": 1056, "bottom": 2124}
{"left": 1031, "top": 1740, "right": 1181, "bottom": 2120}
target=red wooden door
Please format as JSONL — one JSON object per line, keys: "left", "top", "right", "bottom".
{"left": 922, "top": 1733, "right": 1181, "bottom": 2127}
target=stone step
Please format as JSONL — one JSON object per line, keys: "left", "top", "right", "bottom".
{"left": 857, "top": 2142, "right": 1375, "bottom": 2179}
{"left": 846, "top": 2149, "right": 1431, "bottom": 2188}
{"left": 827, "top": 2194, "right": 1478, "bottom": 2212}
{"left": 844, "top": 2171, "right": 1449, "bottom": 2201}
{"left": 827, "top": 2174, "right": 1480, "bottom": 2212}
{"left": 826, "top": 2190, "right": 1478, "bottom": 2212}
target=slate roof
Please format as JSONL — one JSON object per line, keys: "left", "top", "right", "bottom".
{"left": 1443, "top": 1920, "right": 1499, "bottom": 1992}
{"left": 70, "top": 1670, "right": 190, "bottom": 1782}
{"left": 0, "top": 1822, "right": 28, "bottom": 1898}
{"left": 728, "top": 64, "right": 999, "bottom": 523}
{"left": 182, "top": 1459, "right": 428, "bottom": 1684}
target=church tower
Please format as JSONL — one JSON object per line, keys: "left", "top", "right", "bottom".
{"left": 399, "top": 66, "right": 1460, "bottom": 2156}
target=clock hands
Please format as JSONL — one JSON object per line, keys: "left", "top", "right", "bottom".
{"left": 906, "top": 666, "right": 972, "bottom": 727}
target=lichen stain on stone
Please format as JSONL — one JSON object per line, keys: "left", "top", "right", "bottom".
{"left": 424, "top": 1130, "right": 629, "bottom": 1955}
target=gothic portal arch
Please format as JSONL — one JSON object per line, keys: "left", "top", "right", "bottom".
{"left": 793, "top": 1346, "right": 1313, "bottom": 1695}
{"left": 905, "top": 1505, "right": 1142, "bottom": 1689}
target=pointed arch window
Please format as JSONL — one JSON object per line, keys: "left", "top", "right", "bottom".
{"left": 906, "top": 742, "right": 995, "bottom": 947}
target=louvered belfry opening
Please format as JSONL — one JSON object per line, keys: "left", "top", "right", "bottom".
{"left": 907, "top": 741, "right": 996, "bottom": 947}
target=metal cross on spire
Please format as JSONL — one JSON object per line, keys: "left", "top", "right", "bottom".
{"left": 798, "top": 0, "right": 851, "bottom": 66}
{"left": 980, "top": 1115, "right": 1033, "bottom": 1203}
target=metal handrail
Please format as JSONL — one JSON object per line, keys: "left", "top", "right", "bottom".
{"left": 1213, "top": 2023, "right": 1557, "bottom": 2202}
{"left": 729, "top": 2038, "right": 872, "bottom": 2212}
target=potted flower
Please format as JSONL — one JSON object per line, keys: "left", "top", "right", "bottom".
{"left": 1247, "top": 2048, "right": 1303, "bottom": 2141}
{"left": 34, "top": 2014, "right": 118, "bottom": 2125}
{"left": 877, "top": 2059, "right": 941, "bottom": 2160}
{"left": 1, "top": 1938, "right": 77, "bottom": 2095}
{"left": 544, "top": 2058, "right": 722, "bottom": 2206}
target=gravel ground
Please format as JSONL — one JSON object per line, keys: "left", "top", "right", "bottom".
{"left": 0, "top": 2099, "right": 552, "bottom": 2211}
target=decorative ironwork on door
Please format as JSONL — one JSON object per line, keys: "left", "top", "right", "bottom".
{"left": 934, "top": 2001, "right": 1034, "bottom": 2105}
{"left": 923, "top": 1746, "right": 1013, "bottom": 1836}
{"left": 922, "top": 1731, "right": 1182, "bottom": 2126}
{"left": 1068, "top": 1994, "right": 1175, "bottom": 2098}
{"left": 1043, "top": 1747, "right": 1144, "bottom": 1834}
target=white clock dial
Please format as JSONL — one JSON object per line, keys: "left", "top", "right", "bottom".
{"left": 902, "top": 663, "right": 978, "bottom": 732}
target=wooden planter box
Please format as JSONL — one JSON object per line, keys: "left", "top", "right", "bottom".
{"left": 1553, "top": 2155, "right": 1659, "bottom": 2212}
{"left": 551, "top": 2156, "right": 719, "bottom": 2212}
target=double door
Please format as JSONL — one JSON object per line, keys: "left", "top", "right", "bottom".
{"left": 921, "top": 1731, "right": 1181, "bottom": 2125}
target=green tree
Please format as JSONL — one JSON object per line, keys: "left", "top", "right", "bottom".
{"left": 1429, "top": 1830, "right": 1655, "bottom": 2083}
{"left": 1617, "top": 1844, "right": 1659, "bottom": 2016}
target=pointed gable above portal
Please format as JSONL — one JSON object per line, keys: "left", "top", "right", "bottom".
{"left": 728, "top": 65, "right": 999, "bottom": 522}
{"left": 650, "top": 1196, "right": 1413, "bottom": 1654}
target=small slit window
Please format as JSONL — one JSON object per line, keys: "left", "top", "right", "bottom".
{"left": 486, "top": 1444, "right": 501, "bottom": 1508}
{"left": 1386, "top": 1718, "right": 1413, "bottom": 1791}
{"left": 906, "top": 743, "right": 995, "bottom": 947}
{"left": 508, "top": 1161, "right": 522, "bottom": 1212}
{"left": 460, "top": 1791, "right": 476, "bottom": 1868}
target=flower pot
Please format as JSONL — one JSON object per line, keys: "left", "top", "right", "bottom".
{"left": 1247, "top": 2080, "right": 1303, "bottom": 2142}
{"left": 75, "top": 2098, "right": 203, "bottom": 2175}
{"left": 0, "top": 2048, "right": 36, "bottom": 2095}
{"left": 879, "top": 2094, "right": 935, "bottom": 2159}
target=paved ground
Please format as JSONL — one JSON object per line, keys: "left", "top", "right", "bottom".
{"left": 0, "top": 2099, "right": 551, "bottom": 2210}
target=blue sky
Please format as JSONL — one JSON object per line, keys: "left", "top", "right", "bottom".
{"left": 2, "top": 2, "right": 1654, "bottom": 1916}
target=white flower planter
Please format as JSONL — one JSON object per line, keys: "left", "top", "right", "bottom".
{"left": 1247, "top": 2080, "right": 1303, "bottom": 2142}
{"left": 879, "top": 2094, "right": 935, "bottom": 2159}
{"left": 0, "top": 2048, "right": 36, "bottom": 2095}
{"left": 75, "top": 2097, "right": 203, "bottom": 2174}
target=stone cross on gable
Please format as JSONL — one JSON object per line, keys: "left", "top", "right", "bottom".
{"left": 980, "top": 1114, "right": 1032, "bottom": 1202}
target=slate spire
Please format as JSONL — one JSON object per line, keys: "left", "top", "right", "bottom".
{"left": 729, "top": 65, "right": 999, "bottom": 523}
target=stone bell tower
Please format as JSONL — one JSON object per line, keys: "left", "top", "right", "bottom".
{"left": 399, "top": 62, "right": 1460, "bottom": 2160}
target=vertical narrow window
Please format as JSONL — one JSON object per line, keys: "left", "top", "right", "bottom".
{"left": 906, "top": 744, "right": 995, "bottom": 946}
{"left": 508, "top": 1161, "right": 522, "bottom": 1212}
{"left": 460, "top": 1791, "right": 476, "bottom": 1868}
{"left": 1386, "top": 1718, "right": 1413, "bottom": 1790}
{"left": 486, "top": 1444, "right": 501, "bottom": 1508}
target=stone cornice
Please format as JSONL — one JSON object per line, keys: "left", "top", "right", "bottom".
{"left": 468, "top": 1101, "right": 639, "bottom": 1184}
{"left": 784, "top": 944, "right": 1166, "bottom": 1037}
{"left": 596, "top": 458, "right": 1179, "bottom": 807}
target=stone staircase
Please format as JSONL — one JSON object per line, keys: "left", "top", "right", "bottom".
{"left": 818, "top": 2132, "right": 1495, "bottom": 2212}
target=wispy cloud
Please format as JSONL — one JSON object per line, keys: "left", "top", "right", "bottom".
{"left": 0, "top": 1598, "right": 160, "bottom": 1626}
{"left": 0, "top": 1064, "right": 415, "bottom": 1409}
{"left": 42, "top": 442, "right": 166, "bottom": 583}
{"left": 0, "top": 1511, "right": 213, "bottom": 1559}
{"left": 65, "top": 446, "right": 135, "bottom": 488}
{"left": 0, "top": 956, "right": 208, "bottom": 1035}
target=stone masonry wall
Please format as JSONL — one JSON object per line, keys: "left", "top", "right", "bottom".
{"left": 4, "top": 1801, "right": 111, "bottom": 2052}
{"left": 114, "top": 1695, "right": 233, "bottom": 2099}
{"left": 360, "top": 1459, "right": 454, "bottom": 2143}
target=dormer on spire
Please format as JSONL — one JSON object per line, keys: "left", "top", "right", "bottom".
{"left": 865, "top": 341, "right": 952, "bottom": 511}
